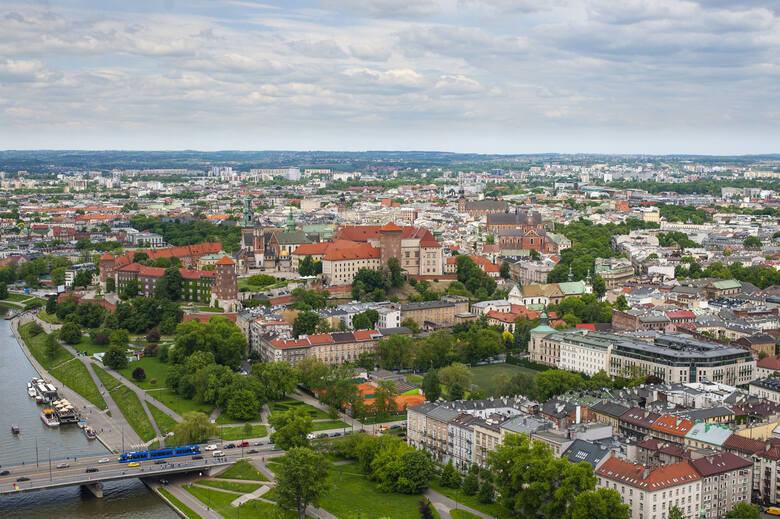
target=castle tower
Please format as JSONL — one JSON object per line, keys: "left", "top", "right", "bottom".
{"left": 98, "top": 253, "right": 116, "bottom": 286}
{"left": 379, "top": 221, "right": 403, "bottom": 268}
{"left": 338, "top": 193, "right": 347, "bottom": 217}
{"left": 457, "top": 184, "right": 466, "bottom": 213}
{"left": 212, "top": 255, "right": 238, "bottom": 311}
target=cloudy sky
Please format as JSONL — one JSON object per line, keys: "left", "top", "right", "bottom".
{"left": 1, "top": 0, "right": 779, "bottom": 154}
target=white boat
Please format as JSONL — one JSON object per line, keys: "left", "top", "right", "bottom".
{"left": 27, "top": 383, "right": 36, "bottom": 398}
{"left": 40, "top": 409, "right": 60, "bottom": 427}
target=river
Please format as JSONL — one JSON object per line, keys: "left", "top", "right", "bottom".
{"left": 0, "top": 315, "right": 177, "bottom": 519}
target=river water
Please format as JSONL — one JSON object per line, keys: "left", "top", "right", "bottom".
{"left": 0, "top": 315, "right": 177, "bottom": 519}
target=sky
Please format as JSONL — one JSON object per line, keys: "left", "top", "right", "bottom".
{"left": 0, "top": 0, "right": 779, "bottom": 154}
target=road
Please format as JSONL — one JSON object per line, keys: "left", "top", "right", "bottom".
{"left": 0, "top": 442, "right": 282, "bottom": 495}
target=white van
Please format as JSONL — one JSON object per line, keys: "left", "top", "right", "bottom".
{"left": 204, "top": 444, "right": 217, "bottom": 451}
{"left": 212, "top": 450, "right": 225, "bottom": 457}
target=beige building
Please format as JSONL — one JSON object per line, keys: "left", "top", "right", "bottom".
{"left": 400, "top": 296, "right": 469, "bottom": 328}
{"left": 258, "top": 330, "right": 380, "bottom": 366}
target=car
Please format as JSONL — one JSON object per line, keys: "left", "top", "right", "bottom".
{"left": 389, "top": 425, "right": 400, "bottom": 430}
{"left": 330, "top": 432, "right": 341, "bottom": 437}
{"left": 86, "top": 468, "right": 99, "bottom": 473}
{"left": 225, "top": 443, "right": 236, "bottom": 449}
{"left": 128, "top": 462, "right": 140, "bottom": 467}
{"left": 56, "top": 463, "right": 69, "bottom": 469}
{"left": 192, "top": 455, "right": 203, "bottom": 460}
{"left": 252, "top": 441, "right": 263, "bottom": 446}
{"left": 317, "top": 433, "right": 328, "bottom": 439}
{"left": 768, "top": 508, "right": 780, "bottom": 516}
{"left": 306, "top": 433, "right": 316, "bottom": 440}
{"left": 0, "top": 470, "right": 9, "bottom": 476}
{"left": 154, "top": 460, "right": 166, "bottom": 465}
{"left": 16, "top": 477, "right": 29, "bottom": 482}
{"left": 204, "top": 444, "right": 217, "bottom": 451}
{"left": 237, "top": 441, "right": 249, "bottom": 447}
{"left": 247, "top": 449, "right": 259, "bottom": 454}
{"left": 98, "top": 458, "right": 110, "bottom": 464}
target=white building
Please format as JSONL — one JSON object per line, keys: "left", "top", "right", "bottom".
{"left": 557, "top": 330, "right": 613, "bottom": 376}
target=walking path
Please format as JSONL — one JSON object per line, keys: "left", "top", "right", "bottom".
{"left": 424, "top": 488, "right": 493, "bottom": 519}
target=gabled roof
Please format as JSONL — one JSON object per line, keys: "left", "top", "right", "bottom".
{"left": 651, "top": 414, "right": 695, "bottom": 437}
{"left": 596, "top": 457, "right": 700, "bottom": 490}
{"left": 215, "top": 255, "right": 235, "bottom": 265}
{"left": 689, "top": 452, "right": 752, "bottom": 476}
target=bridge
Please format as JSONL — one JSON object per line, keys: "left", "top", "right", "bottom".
{"left": 0, "top": 443, "right": 279, "bottom": 498}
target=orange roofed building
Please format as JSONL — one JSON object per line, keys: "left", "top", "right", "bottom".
{"left": 292, "top": 222, "right": 443, "bottom": 285}
{"left": 259, "top": 329, "right": 381, "bottom": 366}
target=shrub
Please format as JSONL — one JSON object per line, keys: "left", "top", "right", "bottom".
{"left": 132, "top": 367, "right": 146, "bottom": 381}
{"left": 27, "top": 322, "right": 44, "bottom": 337}
{"left": 150, "top": 378, "right": 157, "bottom": 385}
{"left": 462, "top": 473, "right": 479, "bottom": 496}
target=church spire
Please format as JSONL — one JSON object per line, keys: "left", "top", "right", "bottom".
{"left": 285, "top": 207, "right": 296, "bottom": 232}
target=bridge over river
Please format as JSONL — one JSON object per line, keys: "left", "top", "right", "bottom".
{"left": 0, "top": 443, "right": 278, "bottom": 498}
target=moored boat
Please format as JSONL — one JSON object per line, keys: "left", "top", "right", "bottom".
{"left": 11, "top": 425, "right": 20, "bottom": 434}
{"left": 83, "top": 426, "right": 96, "bottom": 439}
{"left": 40, "top": 409, "right": 60, "bottom": 427}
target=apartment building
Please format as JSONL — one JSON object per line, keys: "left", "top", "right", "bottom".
{"left": 258, "top": 330, "right": 380, "bottom": 366}
{"left": 690, "top": 453, "right": 753, "bottom": 519}
{"left": 399, "top": 295, "right": 469, "bottom": 328}
{"left": 596, "top": 456, "right": 702, "bottom": 519}
{"left": 558, "top": 330, "right": 613, "bottom": 376}
{"left": 749, "top": 377, "right": 780, "bottom": 404}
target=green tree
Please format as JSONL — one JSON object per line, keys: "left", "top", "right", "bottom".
{"left": 298, "top": 255, "right": 315, "bottom": 276}
{"left": 59, "top": 322, "right": 82, "bottom": 345}
{"left": 668, "top": 506, "right": 685, "bottom": 519}
{"left": 478, "top": 479, "right": 495, "bottom": 504}
{"left": 154, "top": 267, "right": 183, "bottom": 301}
{"left": 103, "top": 344, "right": 128, "bottom": 370}
{"left": 370, "top": 439, "right": 433, "bottom": 494}
{"left": 0, "top": 281, "right": 7, "bottom": 300}
{"left": 269, "top": 406, "right": 314, "bottom": 450}
{"left": 387, "top": 257, "right": 404, "bottom": 287}
{"left": 120, "top": 278, "right": 139, "bottom": 299}
{"left": 173, "top": 411, "right": 217, "bottom": 444}
{"left": 536, "top": 369, "right": 586, "bottom": 401}
{"left": 106, "top": 277, "right": 116, "bottom": 293}
{"left": 462, "top": 472, "right": 479, "bottom": 496}
{"left": 293, "top": 310, "right": 321, "bottom": 338}
{"left": 438, "top": 363, "right": 471, "bottom": 394}
{"left": 615, "top": 294, "right": 629, "bottom": 311}
{"left": 401, "top": 317, "right": 420, "bottom": 334}
{"left": 226, "top": 388, "right": 259, "bottom": 421}
{"left": 275, "top": 447, "right": 332, "bottom": 519}
{"left": 422, "top": 369, "right": 441, "bottom": 402}
{"left": 570, "top": 488, "right": 630, "bottom": 519}
{"left": 500, "top": 261, "right": 510, "bottom": 279}
{"left": 371, "top": 380, "right": 397, "bottom": 421}
{"left": 50, "top": 267, "right": 66, "bottom": 287}
{"left": 133, "top": 251, "right": 150, "bottom": 263}
{"left": 530, "top": 249, "right": 541, "bottom": 261}
{"left": 73, "top": 269, "right": 93, "bottom": 288}
{"left": 45, "top": 334, "right": 60, "bottom": 360}
{"left": 45, "top": 294, "right": 57, "bottom": 315}
{"left": 725, "top": 502, "right": 761, "bottom": 518}
{"left": 591, "top": 274, "right": 606, "bottom": 298}
{"left": 440, "top": 461, "right": 461, "bottom": 488}
{"left": 254, "top": 361, "right": 299, "bottom": 400}
{"left": 743, "top": 236, "right": 762, "bottom": 248}
{"left": 132, "top": 367, "right": 146, "bottom": 381}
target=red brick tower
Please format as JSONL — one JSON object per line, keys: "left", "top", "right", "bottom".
{"left": 98, "top": 253, "right": 115, "bottom": 285}
{"left": 379, "top": 222, "right": 403, "bottom": 267}
{"left": 212, "top": 255, "right": 238, "bottom": 310}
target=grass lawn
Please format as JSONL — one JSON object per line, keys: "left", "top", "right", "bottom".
{"left": 359, "top": 415, "right": 405, "bottom": 425}
{"left": 158, "top": 488, "right": 201, "bottom": 519}
{"left": 429, "top": 477, "right": 512, "bottom": 519}
{"left": 217, "top": 460, "right": 268, "bottom": 482}
{"left": 5, "top": 293, "right": 31, "bottom": 302}
{"left": 469, "top": 364, "right": 538, "bottom": 394}
{"left": 270, "top": 399, "right": 329, "bottom": 419}
{"left": 215, "top": 413, "right": 261, "bottom": 425}
{"left": 220, "top": 424, "right": 268, "bottom": 441}
{"left": 149, "top": 403, "right": 179, "bottom": 435}
{"left": 198, "top": 479, "right": 262, "bottom": 493}
{"left": 197, "top": 306, "right": 224, "bottom": 313}
{"left": 320, "top": 471, "right": 429, "bottom": 519}
{"left": 76, "top": 335, "right": 110, "bottom": 355}
{"left": 151, "top": 389, "right": 214, "bottom": 417}
{"left": 406, "top": 374, "right": 424, "bottom": 385}
{"left": 118, "top": 356, "right": 171, "bottom": 390}
{"left": 450, "top": 510, "right": 482, "bottom": 519}
{"left": 93, "top": 365, "right": 156, "bottom": 442}
{"left": 186, "top": 486, "right": 303, "bottom": 519}
{"left": 50, "top": 359, "right": 107, "bottom": 409}
{"left": 0, "top": 300, "right": 23, "bottom": 309}
{"left": 20, "top": 322, "right": 73, "bottom": 370}
{"left": 37, "top": 310, "right": 60, "bottom": 324}
{"left": 311, "top": 420, "right": 349, "bottom": 432}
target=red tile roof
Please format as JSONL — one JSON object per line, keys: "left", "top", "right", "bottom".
{"left": 596, "top": 457, "right": 700, "bottom": 490}
{"left": 689, "top": 452, "right": 752, "bottom": 476}
{"left": 722, "top": 434, "right": 765, "bottom": 455}
{"left": 215, "top": 255, "right": 235, "bottom": 265}
{"left": 380, "top": 222, "right": 403, "bottom": 232}
{"left": 758, "top": 355, "right": 780, "bottom": 371}
{"left": 651, "top": 414, "right": 696, "bottom": 437}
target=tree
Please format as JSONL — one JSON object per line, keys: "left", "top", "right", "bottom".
{"left": 25, "top": 274, "right": 39, "bottom": 288}
{"left": 73, "top": 269, "right": 93, "bottom": 288}
{"left": 103, "top": 344, "right": 128, "bottom": 370}
{"left": 570, "top": 488, "right": 630, "bottom": 519}
{"left": 615, "top": 294, "right": 629, "bottom": 311}
{"left": 275, "top": 447, "right": 332, "bottom": 519}
{"left": 418, "top": 498, "right": 435, "bottom": 519}
{"left": 59, "top": 322, "right": 82, "bottom": 345}
{"left": 371, "top": 380, "right": 398, "bottom": 421}
{"left": 530, "top": 249, "right": 541, "bottom": 261}
{"left": 45, "top": 294, "right": 57, "bottom": 315}
{"left": 422, "top": 369, "right": 441, "bottom": 402}
{"left": 387, "top": 257, "right": 404, "bottom": 287}
{"left": 293, "top": 310, "right": 321, "bottom": 338}
{"left": 227, "top": 388, "right": 259, "bottom": 421}
{"left": 0, "top": 281, "right": 7, "bottom": 300}
{"left": 440, "top": 462, "right": 461, "bottom": 488}
{"left": 154, "top": 267, "right": 183, "bottom": 301}
{"left": 370, "top": 439, "right": 434, "bottom": 494}
{"left": 462, "top": 473, "right": 479, "bottom": 496}
{"left": 438, "top": 363, "right": 471, "bottom": 394}
{"left": 591, "top": 274, "right": 606, "bottom": 298}
{"left": 173, "top": 411, "right": 217, "bottom": 444}
{"left": 298, "top": 255, "right": 315, "bottom": 277}
{"left": 743, "top": 236, "right": 762, "bottom": 248}
{"left": 133, "top": 251, "right": 150, "bottom": 263}
{"left": 50, "top": 266, "right": 66, "bottom": 287}
{"left": 45, "top": 334, "right": 60, "bottom": 360}
{"left": 667, "top": 506, "right": 685, "bottom": 519}
{"left": 269, "top": 406, "right": 314, "bottom": 450}
{"left": 120, "top": 278, "right": 139, "bottom": 299}
{"left": 401, "top": 317, "right": 420, "bottom": 334}
{"left": 105, "top": 277, "right": 116, "bottom": 293}
{"left": 725, "top": 502, "right": 761, "bottom": 519}
{"left": 132, "top": 367, "right": 146, "bottom": 381}
{"left": 536, "top": 369, "right": 586, "bottom": 401}
{"left": 254, "top": 361, "right": 299, "bottom": 400}
{"left": 478, "top": 480, "right": 495, "bottom": 504}
{"left": 500, "top": 261, "right": 510, "bottom": 279}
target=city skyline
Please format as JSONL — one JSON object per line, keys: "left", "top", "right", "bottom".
{"left": 1, "top": 0, "right": 779, "bottom": 154}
